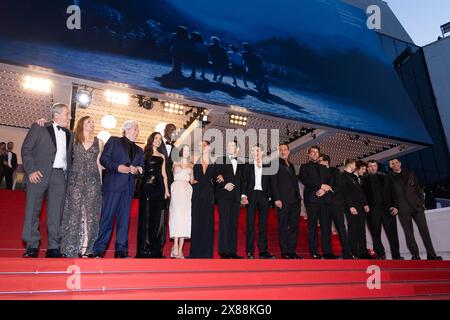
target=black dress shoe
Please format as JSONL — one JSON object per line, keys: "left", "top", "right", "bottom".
{"left": 392, "top": 255, "right": 405, "bottom": 260}
{"left": 45, "top": 249, "right": 64, "bottom": 258}
{"left": 343, "top": 254, "right": 357, "bottom": 260}
{"left": 427, "top": 254, "right": 443, "bottom": 261}
{"left": 411, "top": 254, "right": 421, "bottom": 260}
{"left": 259, "top": 252, "right": 276, "bottom": 259}
{"left": 323, "top": 253, "right": 339, "bottom": 259}
{"left": 359, "top": 253, "right": 375, "bottom": 260}
{"left": 220, "top": 253, "right": 230, "bottom": 259}
{"left": 310, "top": 253, "right": 322, "bottom": 259}
{"left": 114, "top": 251, "right": 131, "bottom": 259}
{"left": 230, "top": 254, "right": 243, "bottom": 259}
{"left": 93, "top": 251, "right": 105, "bottom": 258}
{"left": 293, "top": 254, "right": 304, "bottom": 260}
{"left": 23, "top": 248, "right": 39, "bottom": 258}
{"left": 377, "top": 254, "right": 387, "bottom": 260}
{"left": 282, "top": 253, "right": 293, "bottom": 259}
{"left": 247, "top": 252, "right": 255, "bottom": 259}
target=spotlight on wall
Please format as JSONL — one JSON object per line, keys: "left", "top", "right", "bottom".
{"left": 105, "top": 90, "right": 128, "bottom": 105}
{"left": 22, "top": 75, "right": 52, "bottom": 93}
{"left": 229, "top": 114, "right": 247, "bottom": 126}
{"left": 76, "top": 87, "right": 92, "bottom": 108}
{"left": 164, "top": 102, "right": 184, "bottom": 115}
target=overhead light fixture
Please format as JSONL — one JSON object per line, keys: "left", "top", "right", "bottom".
{"left": 105, "top": 90, "right": 128, "bottom": 105}
{"left": 229, "top": 114, "right": 247, "bottom": 126}
{"left": 22, "top": 75, "right": 52, "bottom": 93}
{"left": 97, "top": 130, "right": 111, "bottom": 143}
{"left": 136, "top": 95, "right": 153, "bottom": 110}
{"left": 101, "top": 114, "right": 117, "bottom": 129}
{"left": 163, "top": 102, "right": 184, "bottom": 115}
{"left": 76, "top": 87, "right": 92, "bottom": 108}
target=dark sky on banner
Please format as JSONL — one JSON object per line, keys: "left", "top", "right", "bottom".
{"left": 0, "top": 0, "right": 432, "bottom": 145}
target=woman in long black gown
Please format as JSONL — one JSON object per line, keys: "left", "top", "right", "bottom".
{"left": 136, "top": 132, "right": 170, "bottom": 258}
{"left": 189, "top": 140, "right": 216, "bottom": 258}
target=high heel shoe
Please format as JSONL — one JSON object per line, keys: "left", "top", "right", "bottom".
{"left": 170, "top": 247, "right": 178, "bottom": 258}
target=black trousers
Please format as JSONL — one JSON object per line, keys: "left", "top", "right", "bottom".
{"left": 217, "top": 198, "right": 241, "bottom": 255}
{"left": 277, "top": 201, "right": 301, "bottom": 255}
{"left": 345, "top": 207, "right": 368, "bottom": 257}
{"left": 398, "top": 208, "right": 436, "bottom": 256}
{"left": 0, "top": 166, "right": 13, "bottom": 189}
{"left": 328, "top": 204, "right": 351, "bottom": 256}
{"left": 246, "top": 190, "right": 269, "bottom": 254}
{"left": 305, "top": 202, "right": 331, "bottom": 255}
{"left": 366, "top": 206, "right": 401, "bottom": 258}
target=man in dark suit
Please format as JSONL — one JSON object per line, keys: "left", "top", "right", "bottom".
{"left": 93, "top": 120, "right": 144, "bottom": 258}
{"left": 21, "top": 103, "right": 73, "bottom": 258}
{"left": 299, "top": 146, "right": 337, "bottom": 259}
{"left": 362, "top": 160, "right": 402, "bottom": 260}
{"left": 241, "top": 144, "right": 275, "bottom": 259}
{"left": 386, "top": 158, "right": 442, "bottom": 260}
{"left": 270, "top": 143, "right": 303, "bottom": 259}
{"left": 342, "top": 159, "right": 372, "bottom": 259}
{"left": 3, "top": 142, "right": 18, "bottom": 190}
{"left": 0, "top": 142, "right": 6, "bottom": 186}
{"left": 215, "top": 140, "right": 244, "bottom": 259}
{"left": 318, "top": 154, "right": 353, "bottom": 259}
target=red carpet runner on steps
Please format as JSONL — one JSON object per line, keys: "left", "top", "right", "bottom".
{"left": 1, "top": 190, "right": 449, "bottom": 300}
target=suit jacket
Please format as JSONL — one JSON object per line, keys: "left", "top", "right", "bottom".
{"left": 270, "top": 158, "right": 301, "bottom": 204}
{"left": 241, "top": 162, "right": 272, "bottom": 200}
{"left": 157, "top": 139, "right": 178, "bottom": 187}
{"left": 386, "top": 170, "right": 424, "bottom": 211}
{"left": 324, "top": 167, "right": 344, "bottom": 206}
{"left": 21, "top": 122, "right": 73, "bottom": 185}
{"left": 9, "top": 151, "right": 18, "bottom": 171}
{"left": 341, "top": 171, "right": 368, "bottom": 211}
{"left": 299, "top": 161, "right": 331, "bottom": 205}
{"left": 214, "top": 155, "right": 244, "bottom": 203}
{"left": 100, "top": 136, "right": 144, "bottom": 195}
{"left": 361, "top": 173, "right": 394, "bottom": 210}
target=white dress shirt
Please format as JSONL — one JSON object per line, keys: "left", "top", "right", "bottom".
{"left": 163, "top": 137, "right": 172, "bottom": 156}
{"left": 52, "top": 122, "right": 67, "bottom": 170}
{"left": 7, "top": 151, "right": 12, "bottom": 168}
{"left": 229, "top": 155, "right": 237, "bottom": 175}
{"left": 254, "top": 163, "right": 263, "bottom": 191}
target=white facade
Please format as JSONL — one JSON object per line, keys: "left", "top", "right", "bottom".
{"left": 423, "top": 36, "right": 450, "bottom": 153}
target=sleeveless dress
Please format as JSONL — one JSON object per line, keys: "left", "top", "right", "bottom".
{"left": 136, "top": 155, "right": 165, "bottom": 258}
{"left": 169, "top": 166, "right": 193, "bottom": 238}
{"left": 60, "top": 138, "right": 101, "bottom": 257}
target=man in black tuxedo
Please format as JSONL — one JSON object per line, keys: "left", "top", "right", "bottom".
{"left": 299, "top": 146, "right": 337, "bottom": 259}
{"left": 318, "top": 154, "right": 353, "bottom": 259}
{"left": 342, "top": 159, "right": 372, "bottom": 259}
{"left": 156, "top": 123, "right": 179, "bottom": 251}
{"left": 270, "top": 143, "right": 303, "bottom": 259}
{"left": 361, "top": 160, "right": 402, "bottom": 260}
{"left": 241, "top": 144, "right": 275, "bottom": 259}
{"left": 3, "top": 142, "right": 18, "bottom": 190}
{"left": 386, "top": 158, "right": 442, "bottom": 260}
{"left": 215, "top": 140, "right": 245, "bottom": 259}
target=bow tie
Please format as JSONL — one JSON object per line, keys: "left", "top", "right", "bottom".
{"left": 229, "top": 156, "right": 237, "bottom": 161}
{"left": 56, "top": 125, "right": 65, "bottom": 131}
{"left": 166, "top": 141, "right": 174, "bottom": 146}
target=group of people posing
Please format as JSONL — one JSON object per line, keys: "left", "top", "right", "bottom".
{"left": 20, "top": 103, "right": 442, "bottom": 260}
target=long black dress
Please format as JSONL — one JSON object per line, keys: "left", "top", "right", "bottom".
{"left": 188, "top": 162, "right": 216, "bottom": 258}
{"left": 136, "top": 155, "right": 165, "bottom": 258}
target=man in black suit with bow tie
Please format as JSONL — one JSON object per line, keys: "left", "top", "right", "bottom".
{"left": 241, "top": 144, "right": 275, "bottom": 259}
{"left": 21, "top": 103, "right": 73, "bottom": 258}
{"left": 215, "top": 140, "right": 245, "bottom": 259}
{"left": 270, "top": 143, "right": 303, "bottom": 259}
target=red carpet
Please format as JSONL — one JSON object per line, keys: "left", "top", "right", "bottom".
{"left": 1, "top": 190, "right": 449, "bottom": 300}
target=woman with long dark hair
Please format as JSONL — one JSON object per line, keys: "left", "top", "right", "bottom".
{"left": 60, "top": 116, "right": 103, "bottom": 258}
{"left": 136, "top": 132, "right": 170, "bottom": 258}
{"left": 189, "top": 140, "right": 216, "bottom": 258}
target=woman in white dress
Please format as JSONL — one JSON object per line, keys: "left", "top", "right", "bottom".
{"left": 169, "top": 145, "right": 193, "bottom": 258}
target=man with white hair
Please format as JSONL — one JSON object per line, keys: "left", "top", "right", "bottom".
{"left": 93, "top": 120, "right": 144, "bottom": 258}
